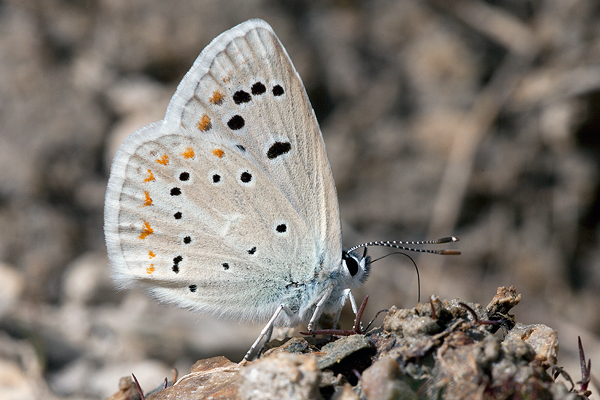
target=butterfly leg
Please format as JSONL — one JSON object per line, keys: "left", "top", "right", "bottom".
{"left": 306, "top": 284, "right": 336, "bottom": 331}
{"left": 347, "top": 289, "right": 359, "bottom": 314}
{"left": 244, "top": 304, "right": 294, "bottom": 360}
{"left": 346, "top": 290, "right": 366, "bottom": 331}
{"left": 331, "top": 288, "right": 348, "bottom": 328}
{"left": 330, "top": 288, "right": 357, "bottom": 329}
{"left": 255, "top": 323, "right": 274, "bottom": 359}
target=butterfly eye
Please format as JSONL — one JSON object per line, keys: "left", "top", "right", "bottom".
{"left": 342, "top": 251, "right": 359, "bottom": 276}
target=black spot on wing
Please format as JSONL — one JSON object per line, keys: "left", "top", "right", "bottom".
{"left": 227, "top": 115, "right": 245, "bottom": 130}
{"left": 251, "top": 82, "right": 266, "bottom": 95}
{"left": 233, "top": 90, "right": 251, "bottom": 104}
{"left": 267, "top": 142, "right": 291, "bottom": 159}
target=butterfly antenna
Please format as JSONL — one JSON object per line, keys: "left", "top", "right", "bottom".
{"left": 347, "top": 237, "right": 460, "bottom": 255}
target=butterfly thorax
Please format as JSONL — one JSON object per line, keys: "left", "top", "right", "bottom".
{"left": 274, "top": 267, "right": 346, "bottom": 327}
{"left": 275, "top": 250, "right": 371, "bottom": 327}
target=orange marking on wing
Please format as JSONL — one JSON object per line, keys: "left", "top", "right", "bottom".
{"left": 146, "top": 265, "right": 155, "bottom": 275}
{"left": 181, "top": 147, "right": 195, "bottom": 159}
{"left": 143, "top": 169, "right": 155, "bottom": 183}
{"left": 142, "top": 191, "right": 152, "bottom": 207}
{"left": 139, "top": 220, "right": 154, "bottom": 239}
{"left": 148, "top": 250, "right": 156, "bottom": 259}
{"left": 155, "top": 155, "right": 169, "bottom": 165}
{"left": 209, "top": 90, "right": 224, "bottom": 105}
{"left": 196, "top": 114, "right": 212, "bottom": 132}
{"left": 212, "top": 149, "right": 224, "bottom": 158}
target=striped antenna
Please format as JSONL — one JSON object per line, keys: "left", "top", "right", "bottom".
{"left": 347, "top": 237, "right": 460, "bottom": 255}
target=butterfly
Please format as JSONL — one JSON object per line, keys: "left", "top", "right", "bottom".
{"left": 104, "top": 19, "right": 458, "bottom": 360}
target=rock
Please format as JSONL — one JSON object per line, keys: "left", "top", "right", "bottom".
{"left": 145, "top": 356, "right": 239, "bottom": 400}
{"left": 505, "top": 323, "right": 559, "bottom": 367}
{"left": 361, "top": 357, "right": 417, "bottom": 400}
{"left": 316, "top": 335, "right": 375, "bottom": 385}
{"left": 105, "top": 376, "right": 142, "bottom": 400}
{"left": 238, "top": 353, "right": 322, "bottom": 400}
{"left": 317, "top": 335, "right": 374, "bottom": 370}
{"left": 331, "top": 383, "right": 359, "bottom": 400}
{"left": 263, "top": 336, "right": 314, "bottom": 356}
{"left": 101, "top": 287, "right": 586, "bottom": 399}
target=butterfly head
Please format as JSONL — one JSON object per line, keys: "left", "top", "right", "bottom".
{"left": 341, "top": 248, "right": 371, "bottom": 289}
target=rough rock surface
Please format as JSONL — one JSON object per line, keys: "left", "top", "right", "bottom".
{"left": 109, "top": 287, "right": 590, "bottom": 400}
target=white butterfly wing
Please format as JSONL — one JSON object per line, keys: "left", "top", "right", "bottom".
{"left": 104, "top": 20, "right": 342, "bottom": 324}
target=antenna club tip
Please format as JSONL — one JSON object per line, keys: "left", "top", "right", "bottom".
{"left": 436, "top": 236, "right": 460, "bottom": 243}
{"left": 440, "top": 250, "right": 461, "bottom": 255}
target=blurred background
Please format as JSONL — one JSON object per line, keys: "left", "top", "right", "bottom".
{"left": 1, "top": 0, "right": 600, "bottom": 398}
